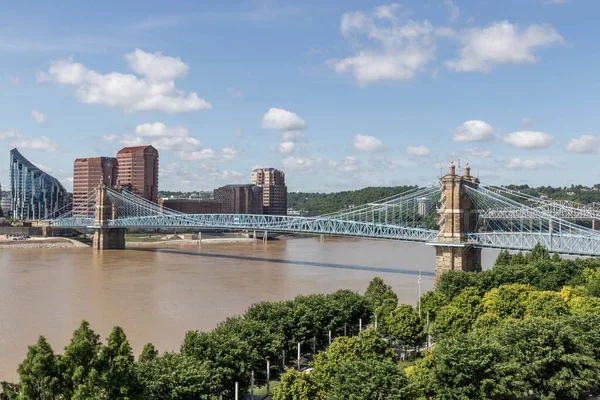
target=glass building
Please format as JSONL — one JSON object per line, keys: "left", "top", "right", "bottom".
{"left": 10, "top": 148, "right": 68, "bottom": 220}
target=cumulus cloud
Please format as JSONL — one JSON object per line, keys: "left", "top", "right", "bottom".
{"left": 160, "top": 162, "right": 243, "bottom": 191}
{"left": 443, "top": 0, "right": 460, "bottom": 22}
{"left": 329, "top": 4, "right": 446, "bottom": 85}
{"left": 565, "top": 135, "right": 600, "bottom": 153}
{"left": 406, "top": 145, "right": 430, "bottom": 156}
{"left": 282, "top": 131, "right": 304, "bottom": 141}
{"left": 282, "top": 156, "right": 320, "bottom": 172}
{"left": 31, "top": 110, "right": 47, "bottom": 124}
{"left": 507, "top": 158, "right": 556, "bottom": 170}
{"left": 176, "top": 148, "right": 238, "bottom": 162}
{"left": 452, "top": 120, "right": 494, "bottom": 142}
{"left": 354, "top": 134, "right": 385, "bottom": 152}
{"left": 329, "top": 156, "right": 360, "bottom": 172}
{"left": 262, "top": 108, "right": 306, "bottom": 131}
{"left": 446, "top": 21, "right": 563, "bottom": 72}
{"left": 0, "top": 128, "right": 58, "bottom": 151}
{"left": 277, "top": 141, "right": 296, "bottom": 154}
{"left": 466, "top": 147, "right": 492, "bottom": 158}
{"left": 504, "top": 131, "right": 552, "bottom": 149}
{"left": 37, "top": 49, "right": 212, "bottom": 113}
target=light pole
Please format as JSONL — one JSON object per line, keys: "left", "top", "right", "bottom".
{"left": 418, "top": 270, "right": 422, "bottom": 318}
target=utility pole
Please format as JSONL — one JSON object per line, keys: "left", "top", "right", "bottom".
{"left": 266, "top": 360, "right": 270, "bottom": 395}
{"left": 234, "top": 382, "right": 238, "bottom": 400}
{"left": 426, "top": 311, "right": 430, "bottom": 350}
{"left": 250, "top": 371, "right": 254, "bottom": 398}
{"left": 359, "top": 318, "right": 362, "bottom": 332}
{"left": 418, "top": 270, "right": 422, "bottom": 318}
{"left": 297, "top": 342, "right": 301, "bottom": 370}
{"left": 328, "top": 330, "right": 332, "bottom": 346}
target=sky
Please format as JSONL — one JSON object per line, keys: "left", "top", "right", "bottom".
{"left": 0, "top": 0, "right": 598, "bottom": 193}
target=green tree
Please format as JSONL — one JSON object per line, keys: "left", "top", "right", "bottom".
{"left": 472, "top": 312, "right": 503, "bottom": 334}
{"left": 271, "top": 369, "right": 323, "bottom": 400}
{"left": 364, "top": 277, "right": 393, "bottom": 312}
{"left": 429, "top": 333, "right": 522, "bottom": 400}
{"left": 138, "top": 343, "right": 158, "bottom": 363}
{"left": 481, "top": 284, "right": 533, "bottom": 319}
{"left": 386, "top": 304, "right": 425, "bottom": 352}
{"left": 97, "top": 326, "right": 140, "bottom": 399}
{"left": 374, "top": 289, "right": 397, "bottom": 333}
{"left": 419, "top": 290, "right": 448, "bottom": 322}
{"left": 494, "top": 249, "right": 511, "bottom": 266}
{"left": 495, "top": 318, "right": 600, "bottom": 399}
{"left": 433, "top": 287, "right": 483, "bottom": 337}
{"left": 329, "top": 360, "right": 417, "bottom": 400}
{"left": 0, "top": 382, "right": 19, "bottom": 400}
{"left": 524, "top": 291, "right": 569, "bottom": 319}
{"left": 509, "top": 252, "right": 526, "bottom": 265}
{"left": 16, "top": 336, "right": 61, "bottom": 400}
{"left": 526, "top": 243, "right": 550, "bottom": 263}
{"left": 135, "top": 353, "right": 218, "bottom": 400}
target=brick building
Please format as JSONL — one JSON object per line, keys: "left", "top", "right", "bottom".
{"left": 214, "top": 184, "right": 263, "bottom": 214}
{"left": 251, "top": 167, "right": 287, "bottom": 215}
{"left": 116, "top": 146, "right": 159, "bottom": 202}
{"left": 73, "top": 157, "right": 118, "bottom": 216}
{"left": 161, "top": 199, "right": 222, "bottom": 214}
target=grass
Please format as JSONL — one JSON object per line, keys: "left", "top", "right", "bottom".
{"left": 254, "top": 380, "right": 280, "bottom": 396}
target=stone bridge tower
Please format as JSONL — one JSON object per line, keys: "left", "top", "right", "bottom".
{"left": 433, "top": 161, "right": 481, "bottom": 282}
{"left": 92, "top": 183, "right": 126, "bottom": 250}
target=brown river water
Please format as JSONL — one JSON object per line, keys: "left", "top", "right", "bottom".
{"left": 0, "top": 237, "right": 498, "bottom": 380}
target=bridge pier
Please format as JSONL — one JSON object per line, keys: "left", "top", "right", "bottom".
{"left": 92, "top": 228, "right": 126, "bottom": 250}
{"left": 432, "top": 162, "right": 482, "bottom": 283}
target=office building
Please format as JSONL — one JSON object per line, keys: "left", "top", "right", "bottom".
{"left": 417, "top": 197, "right": 432, "bottom": 216}
{"left": 0, "top": 187, "right": 11, "bottom": 217}
{"left": 251, "top": 167, "right": 287, "bottom": 215}
{"left": 116, "top": 145, "right": 159, "bottom": 202}
{"left": 214, "top": 184, "right": 263, "bottom": 214}
{"left": 73, "top": 157, "right": 118, "bottom": 216}
{"left": 161, "top": 199, "right": 222, "bottom": 214}
{"left": 9, "top": 148, "right": 67, "bottom": 220}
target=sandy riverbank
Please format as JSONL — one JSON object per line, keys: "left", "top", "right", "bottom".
{"left": 0, "top": 237, "right": 88, "bottom": 249}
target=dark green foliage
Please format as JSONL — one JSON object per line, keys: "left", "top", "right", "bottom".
{"left": 135, "top": 353, "right": 217, "bottom": 400}
{"left": 0, "top": 382, "right": 18, "bottom": 400}
{"left": 509, "top": 252, "right": 526, "bottom": 265}
{"left": 16, "top": 336, "right": 61, "bottom": 400}
{"left": 494, "top": 249, "right": 511, "bottom": 265}
{"left": 272, "top": 369, "right": 322, "bottom": 400}
{"left": 386, "top": 304, "right": 425, "bottom": 349}
{"left": 287, "top": 186, "right": 417, "bottom": 214}
{"left": 364, "top": 277, "right": 394, "bottom": 312}
{"left": 329, "top": 360, "right": 417, "bottom": 400}
{"left": 374, "top": 289, "right": 397, "bottom": 334}
{"left": 434, "top": 287, "right": 483, "bottom": 337}
{"left": 526, "top": 243, "right": 550, "bottom": 263}
{"left": 138, "top": 343, "right": 158, "bottom": 363}
{"left": 97, "top": 326, "right": 140, "bottom": 399}
{"left": 419, "top": 289, "right": 448, "bottom": 321}
{"left": 524, "top": 291, "right": 569, "bottom": 319}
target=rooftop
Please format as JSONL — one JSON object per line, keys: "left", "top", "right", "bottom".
{"left": 117, "top": 145, "right": 157, "bottom": 155}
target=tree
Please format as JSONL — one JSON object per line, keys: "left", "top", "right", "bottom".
{"left": 16, "top": 336, "right": 61, "bottom": 400}
{"left": 429, "top": 332, "right": 522, "bottom": 400}
{"left": 472, "top": 312, "right": 503, "bottom": 334}
{"left": 433, "top": 287, "right": 483, "bottom": 337}
{"left": 526, "top": 243, "right": 550, "bottom": 263}
{"left": 60, "top": 320, "right": 103, "bottom": 398}
{"left": 374, "top": 289, "right": 397, "bottom": 334}
{"left": 97, "top": 326, "right": 140, "bottom": 399}
{"left": 271, "top": 369, "right": 323, "bottom": 400}
{"left": 0, "top": 382, "right": 19, "bottom": 400}
{"left": 386, "top": 304, "right": 425, "bottom": 352}
{"left": 524, "top": 291, "right": 569, "bottom": 319}
{"left": 494, "top": 318, "right": 600, "bottom": 399}
{"left": 329, "top": 360, "right": 417, "bottom": 400}
{"left": 509, "top": 252, "right": 526, "bottom": 265}
{"left": 138, "top": 343, "right": 158, "bottom": 363}
{"left": 495, "top": 249, "right": 511, "bottom": 266}
{"left": 364, "top": 277, "right": 394, "bottom": 313}
{"left": 481, "top": 284, "right": 534, "bottom": 319}
{"left": 419, "top": 290, "right": 448, "bottom": 322}
{"left": 135, "top": 353, "right": 218, "bottom": 400}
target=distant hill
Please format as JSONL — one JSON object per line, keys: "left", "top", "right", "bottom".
{"left": 287, "top": 186, "right": 417, "bottom": 214}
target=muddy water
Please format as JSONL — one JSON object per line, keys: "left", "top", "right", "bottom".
{"left": 0, "top": 237, "right": 498, "bottom": 380}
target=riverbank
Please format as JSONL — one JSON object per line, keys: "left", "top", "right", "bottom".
{"left": 0, "top": 237, "right": 87, "bottom": 249}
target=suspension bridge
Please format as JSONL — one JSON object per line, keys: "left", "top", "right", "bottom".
{"left": 49, "top": 162, "right": 600, "bottom": 280}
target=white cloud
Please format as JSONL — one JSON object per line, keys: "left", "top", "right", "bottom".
{"left": 277, "top": 141, "right": 296, "bottom": 154}
{"left": 446, "top": 21, "right": 563, "bottom": 72}
{"left": 504, "top": 131, "right": 552, "bottom": 149}
{"left": 466, "top": 147, "right": 492, "bottom": 158}
{"left": 0, "top": 129, "right": 58, "bottom": 151}
{"left": 37, "top": 49, "right": 212, "bottom": 113}
{"left": 33, "top": 163, "right": 52, "bottom": 172}
{"left": 329, "top": 156, "right": 360, "bottom": 172}
{"left": 282, "top": 156, "right": 320, "bottom": 172}
{"left": 262, "top": 108, "right": 306, "bottom": 131}
{"left": 226, "top": 87, "right": 243, "bottom": 98}
{"left": 31, "top": 111, "right": 46, "bottom": 124}
{"left": 160, "top": 162, "right": 243, "bottom": 191}
{"left": 117, "top": 122, "right": 201, "bottom": 151}
{"left": 452, "top": 120, "right": 494, "bottom": 142}
{"left": 124, "top": 48, "right": 189, "bottom": 81}
{"left": 282, "top": 131, "right": 305, "bottom": 141}
{"left": 354, "top": 134, "right": 385, "bottom": 152}
{"left": 443, "top": 0, "right": 460, "bottom": 22}
{"left": 176, "top": 148, "right": 238, "bottom": 162}
{"left": 103, "top": 134, "right": 118, "bottom": 142}
{"left": 329, "top": 5, "right": 445, "bottom": 85}
{"left": 507, "top": 158, "right": 556, "bottom": 170}
{"left": 5, "top": 74, "right": 19, "bottom": 84}
{"left": 406, "top": 145, "right": 430, "bottom": 156}
{"left": 565, "top": 135, "right": 600, "bottom": 153}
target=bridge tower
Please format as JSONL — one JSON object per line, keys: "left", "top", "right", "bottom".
{"left": 92, "top": 183, "right": 126, "bottom": 250}
{"left": 432, "top": 161, "right": 481, "bottom": 282}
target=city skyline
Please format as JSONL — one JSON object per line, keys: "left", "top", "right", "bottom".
{"left": 1, "top": 0, "right": 599, "bottom": 193}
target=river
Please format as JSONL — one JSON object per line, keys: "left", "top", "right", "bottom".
{"left": 0, "top": 237, "right": 498, "bottom": 380}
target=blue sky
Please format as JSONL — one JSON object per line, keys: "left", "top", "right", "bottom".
{"left": 0, "top": 0, "right": 598, "bottom": 193}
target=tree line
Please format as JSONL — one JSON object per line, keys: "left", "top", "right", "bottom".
{"left": 3, "top": 244, "right": 600, "bottom": 399}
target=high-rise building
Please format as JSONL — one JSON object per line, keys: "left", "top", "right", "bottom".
{"left": 116, "top": 146, "right": 159, "bottom": 202}
{"left": 214, "top": 184, "right": 263, "bottom": 214}
{"left": 73, "top": 157, "right": 118, "bottom": 216}
{"left": 417, "top": 197, "right": 432, "bottom": 216}
{"left": 251, "top": 168, "right": 287, "bottom": 215}
{"left": 160, "top": 199, "right": 223, "bottom": 214}
{"left": 9, "top": 148, "right": 67, "bottom": 220}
